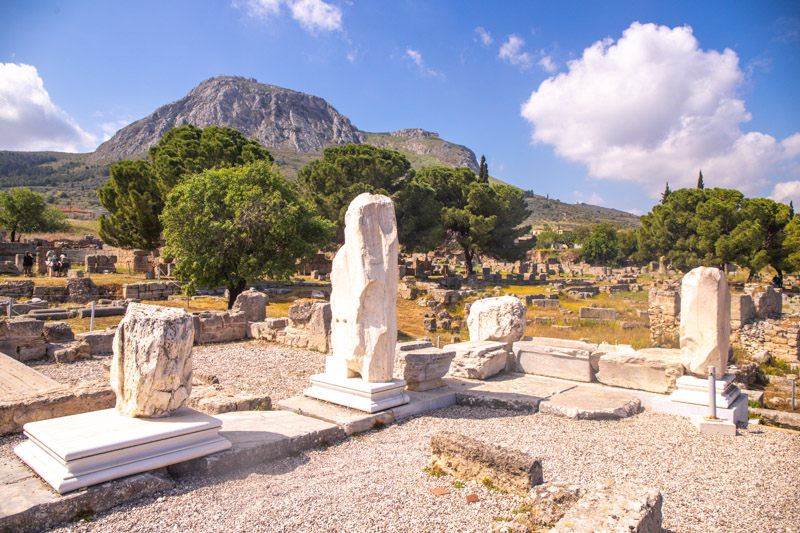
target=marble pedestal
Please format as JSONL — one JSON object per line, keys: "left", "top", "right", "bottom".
{"left": 15, "top": 407, "right": 230, "bottom": 494}
{"left": 652, "top": 373, "right": 748, "bottom": 424}
{"left": 304, "top": 373, "right": 410, "bottom": 413}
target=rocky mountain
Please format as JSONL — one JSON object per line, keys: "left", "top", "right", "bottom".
{"left": 90, "top": 75, "right": 478, "bottom": 173}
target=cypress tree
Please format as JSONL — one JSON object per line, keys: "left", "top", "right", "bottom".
{"left": 661, "top": 182, "right": 671, "bottom": 204}
{"left": 478, "top": 155, "right": 489, "bottom": 183}
{"left": 697, "top": 170, "right": 704, "bottom": 189}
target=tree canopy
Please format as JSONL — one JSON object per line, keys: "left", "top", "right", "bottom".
{"left": 0, "top": 188, "right": 70, "bottom": 242}
{"left": 161, "top": 161, "right": 334, "bottom": 308}
{"left": 581, "top": 223, "right": 620, "bottom": 265}
{"left": 298, "top": 143, "right": 412, "bottom": 244}
{"left": 413, "top": 166, "right": 533, "bottom": 275}
{"left": 98, "top": 125, "right": 272, "bottom": 249}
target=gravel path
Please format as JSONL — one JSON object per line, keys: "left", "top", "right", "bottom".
{"left": 6, "top": 341, "right": 800, "bottom": 532}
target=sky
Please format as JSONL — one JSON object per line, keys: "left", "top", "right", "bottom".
{"left": 1, "top": 0, "right": 799, "bottom": 215}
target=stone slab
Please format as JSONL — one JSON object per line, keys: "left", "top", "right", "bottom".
{"left": 304, "top": 373, "right": 409, "bottom": 413}
{"left": 0, "top": 352, "right": 58, "bottom": 398}
{"left": 454, "top": 373, "right": 575, "bottom": 412}
{"left": 538, "top": 386, "right": 641, "bottom": 420}
{"left": 513, "top": 341, "right": 593, "bottom": 382}
{"left": 15, "top": 407, "right": 230, "bottom": 493}
{"left": 279, "top": 383, "right": 462, "bottom": 435}
{"left": 691, "top": 416, "right": 737, "bottom": 436}
{"left": 651, "top": 392, "right": 748, "bottom": 425}
{"left": 552, "top": 483, "right": 663, "bottom": 533}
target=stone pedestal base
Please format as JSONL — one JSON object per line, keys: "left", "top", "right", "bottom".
{"left": 691, "top": 416, "right": 737, "bottom": 436}
{"left": 304, "top": 373, "right": 410, "bottom": 413}
{"left": 669, "top": 374, "right": 740, "bottom": 408}
{"left": 14, "top": 407, "right": 230, "bottom": 494}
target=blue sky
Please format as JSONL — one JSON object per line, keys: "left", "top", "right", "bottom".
{"left": 1, "top": 0, "right": 799, "bottom": 215}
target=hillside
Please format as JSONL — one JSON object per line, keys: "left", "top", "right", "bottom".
{"left": 524, "top": 193, "right": 641, "bottom": 230}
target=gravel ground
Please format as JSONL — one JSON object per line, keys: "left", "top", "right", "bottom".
{"left": 6, "top": 341, "right": 800, "bottom": 532}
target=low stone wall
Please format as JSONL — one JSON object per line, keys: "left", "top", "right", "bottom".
{"left": 648, "top": 286, "right": 680, "bottom": 346}
{"left": 0, "top": 280, "right": 34, "bottom": 298}
{"left": 123, "top": 281, "right": 183, "bottom": 300}
{"left": 739, "top": 319, "right": 800, "bottom": 363}
{"left": 192, "top": 311, "right": 247, "bottom": 344}
{"left": 0, "top": 318, "right": 46, "bottom": 362}
{"left": 85, "top": 254, "right": 117, "bottom": 273}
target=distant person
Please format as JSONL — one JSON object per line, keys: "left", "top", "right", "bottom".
{"left": 47, "top": 253, "right": 57, "bottom": 277}
{"left": 60, "top": 254, "right": 70, "bottom": 275}
{"left": 22, "top": 252, "right": 33, "bottom": 277}
{"left": 773, "top": 273, "right": 783, "bottom": 289}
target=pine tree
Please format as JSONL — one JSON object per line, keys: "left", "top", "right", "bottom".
{"left": 661, "top": 182, "right": 671, "bottom": 204}
{"left": 478, "top": 155, "right": 489, "bottom": 183}
{"left": 697, "top": 170, "right": 704, "bottom": 189}
{"left": 791, "top": 201, "right": 795, "bottom": 218}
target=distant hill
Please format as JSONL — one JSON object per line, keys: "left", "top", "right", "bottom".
{"left": 524, "top": 193, "right": 641, "bottom": 230}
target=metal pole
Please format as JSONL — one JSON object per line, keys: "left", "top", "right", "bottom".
{"left": 792, "top": 376, "right": 796, "bottom": 411}
{"left": 708, "top": 366, "right": 717, "bottom": 419}
{"left": 7, "top": 298, "right": 12, "bottom": 319}
{"left": 437, "top": 335, "right": 440, "bottom": 349}
{"left": 157, "top": 266, "right": 160, "bottom": 281}
{"left": 90, "top": 301, "right": 96, "bottom": 332}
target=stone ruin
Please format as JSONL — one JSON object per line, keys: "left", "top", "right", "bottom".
{"left": 85, "top": 254, "right": 117, "bottom": 274}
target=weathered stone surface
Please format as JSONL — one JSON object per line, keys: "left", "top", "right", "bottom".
{"left": 110, "top": 303, "right": 194, "bottom": 418}
{"left": 596, "top": 348, "right": 684, "bottom": 393}
{"left": 579, "top": 307, "right": 618, "bottom": 321}
{"left": 48, "top": 339, "right": 91, "bottom": 364}
{"left": 0, "top": 380, "right": 114, "bottom": 435}
{"left": 186, "top": 386, "right": 271, "bottom": 415}
{"left": 513, "top": 338, "right": 594, "bottom": 382}
{"left": 539, "top": 387, "right": 641, "bottom": 420}
{"left": 503, "top": 482, "right": 583, "bottom": 532}
{"left": 430, "top": 431, "right": 542, "bottom": 496}
{"left": 42, "top": 322, "right": 74, "bottom": 343}
{"left": 75, "top": 327, "right": 116, "bottom": 355}
{"left": 680, "top": 267, "right": 730, "bottom": 377}
{"left": 467, "top": 296, "right": 526, "bottom": 348}
{"left": 0, "top": 318, "right": 46, "bottom": 362}
{"left": 552, "top": 483, "right": 663, "bottom": 533}
{"left": 192, "top": 310, "right": 247, "bottom": 344}
{"left": 444, "top": 340, "right": 508, "bottom": 379}
{"left": 65, "top": 277, "right": 99, "bottom": 304}
{"left": 232, "top": 287, "right": 269, "bottom": 322}
{"left": 393, "top": 341, "right": 455, "bottom": 391}
{"left": 329, "top": 193, "right": 398, "bottom": 382}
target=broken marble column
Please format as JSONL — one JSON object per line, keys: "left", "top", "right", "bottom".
{"left": 305, "top": 193, "right": 409, "bottom": 412}
{"left": 467, "top": 296, "right": 527, "bottom": 349}
{"left": 679, "top": 267, "right": 730, "bottom": 378}
{"left": 110, "top": 302, "right": 195, "bottom": 417}
{"left": 15, "top": 302, "right": 230, "bottom": 494}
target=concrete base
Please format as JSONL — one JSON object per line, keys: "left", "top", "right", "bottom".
{"left": 691, "top": 416, "right": 737, "bottom": 436}
{"left": 669, "top": 374, "right": 740, "bottom": 408}
{"left": 652, "top": 392, "right": 748, "bottom": 425}
{"left": 304, "top": 373, "right": 409, "bottom": 413}
{"left": 14, "top": 407, "right": 230, "bottom": 494}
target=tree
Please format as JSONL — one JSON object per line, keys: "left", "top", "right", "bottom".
{"left": 478, "top": 155, "right": 489, "bottom": 183}
{"left": 298, "top": 144, "right": 412, "bottom": 244}
{"left": 393, "top": 181, "right": 443, "bottom": 252}
{"left": 785, "top": 214, "right": 800, "bottom": 273}
{"left": 582, "top": 223, "right": 619, "bottom": 265}
{"left": 98, "top": 125, "right": 272, "bottom": 249}
{"left": 661, "top": 182, "right": 671, "bottom": 204}
{"left": 0, "top": 188, "right": 70, "bottom": 241}
{"left": 697, "top": 170, "right": 704, "bottom": 189}
{"left": 161, "top": 161, "right": 334, "bottom": 308}
{"left": 413, "top": 166, "right": 533, "bottom": 275}
{"left": 617, "top": 229, "right": 639, "bottom": 263}
{"left": 536, "top": 225, "right": 561, "bottom": 249}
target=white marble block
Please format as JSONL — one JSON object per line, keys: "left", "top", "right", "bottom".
{"left": 679, "top": 267, "right": 731, "bottom": 378}
{"left": 329, "top": 193, "right": 398, "bottom": 382}
{"left": 111, "top": 303, "right": 194, "bottom": 418}
{"left": 444, "top": 340, "right": 508, "bottom": 380}
{"left": 467, "top": 296, "right": 527, "bottom": 348}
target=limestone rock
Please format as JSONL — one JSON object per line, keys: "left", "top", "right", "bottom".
{"left": 444, "top": 340, "right": 508, "bottom": 380}
{"left": 679, "top": 267, "right": 730, "bottom": 377}
{"left": 76, "top": 327, "right": 116, "bottom": 355}
{"left": 467, "top": 296, "right": 526, "bottom": 348}
{"left": 110, "top": 303, "right": 194, "bottom": 418}
{"left": 232, "top": 287, "right": 268, "bottom": 322}
{"left": 553, "top": 482, "right": 663, "bottom": 533}
{"left": 394, "top": 341, "right": 455, "bottom": 391}
{"left": 430, "top": 431, "right": 542, "bottom": 496}
{"left": 42, "top": 322, "right": 75, "bottom": 344}
{"left": 0, "top": 318, "right": 46, "bottom": 362}
{"left": 513, "top": 339, "right": 594, "bottom": 382}
{"left": 596, "top": 348, "right": 684, "bottom": 393}
{"left": 329, "top": 193, "right": 398, "bottom": 382}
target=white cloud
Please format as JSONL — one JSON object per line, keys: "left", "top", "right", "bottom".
{"left": 346, "top": 49, "right": 358, "bottom": 63}
{"left": 405, "top": 47, "right": 443, "bottom": 78}
{"left": 499, "top": 34, "right": 533, "bottom": 69}
{"left": 626, "top": 208, "right": 644, "bottom": 216}
{"left": 521, "top": 22, "right": 800, "bottom": 198}
{"left": 573, "top": 190, "right": 604, "bottom": 205}
{"left": 475, "top": 26, "right": 493, "bottom": 46}
{"left": 770, "top": 181, "right": 800, "bottom": 206}
{"left": 235, "top": 0, "right": 342, "bottom": 33}
{"left": 0, "top": 63, "right": 97, "bottom": 152}
{"left": 100, "top": 119, "right": 131, "bottom": 142}
{"left": 782, "top": 133, "right": 800, "bottom": 158}
{"left": 537, "top": 53, "right": 556, "bottom": 73}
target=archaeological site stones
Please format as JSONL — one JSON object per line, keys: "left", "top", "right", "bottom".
{"left": 679, "top": 266, "right": 731, "bottom": 378}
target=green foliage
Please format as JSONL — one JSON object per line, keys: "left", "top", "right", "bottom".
{"left": 785, "top": 214, "right": 800, "bottom": 273}
{"left": 298, "top": 144, "right": 412, "bottom": 244}
{"left": 393, "top": 181, "right": 443, "bottom": 252}
{"left": 536, "top": 224, "right": 561, "bottom": 249}
{"left": 413, "top": 166, "right": 533, "bottom": 275}
{"left": 0, "top": 187, "right": 70, "bottom": 241}
{"left": 697, "top": 170, "right": 704, "bottom": 189}
{"left": 98, "top": 125, "right": 271, "bottom": 249}
{"left": 718, "top": 198, "right": 792, "bottom": 277}
{"left": 478, "top": 155, "right": 489, "bottom": 183}
{"left": 581, "top": 222, "right": 619, "bottom": 265}
{"left": 661, "top": 182, "right": 671, "bottom": 204}
{"left": 161, "top": 161, "right": 333, "bottom": 308}
{"left": 452, "top": 480, "right": 464, "bottom": 489}
{"left": 422, "top": 466, "right": 444, "bottom": 478}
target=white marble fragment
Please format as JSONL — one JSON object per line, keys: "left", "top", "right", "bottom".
{"left": 467, "top": 296, "right": 526, "bottom": 348}
{"left": 679, "top": 267, "right": 730, "bottom": 378}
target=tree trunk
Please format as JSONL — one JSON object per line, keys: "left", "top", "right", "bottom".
{"left": 227, "top": 279, "right": 248, "bottom": 309}
{"left": 464, "top": 248, "right": 475, "bottom": 277}
{"left": 10, "top": 230, "right": 15, "bottom": 243}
